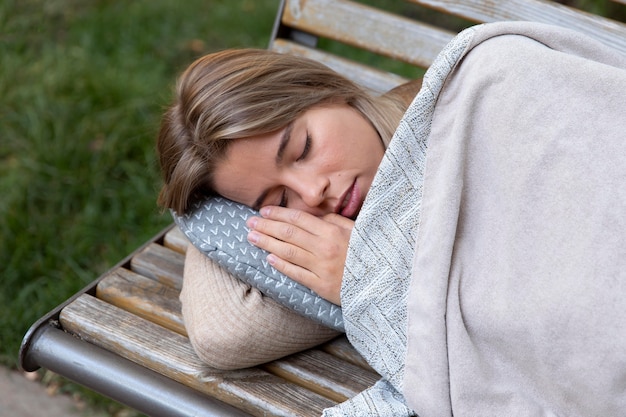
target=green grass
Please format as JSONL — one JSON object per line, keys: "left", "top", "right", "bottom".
{"left": 1, "top": 0, "right": 279, "bottom": 363}
{"left": 1, "top": 0, "right": 279, "bottom": 413}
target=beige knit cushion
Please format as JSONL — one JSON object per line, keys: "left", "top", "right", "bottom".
{"left": 180, "top": 245, "right": 340, "bottom": 370}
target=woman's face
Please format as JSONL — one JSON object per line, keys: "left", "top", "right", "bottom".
{"left": 212, "top": 103, "right": 385, "bottom": 219}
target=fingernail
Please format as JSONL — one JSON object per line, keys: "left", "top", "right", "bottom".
{"left": 247, "top": 231, "right": 259, "bottom": 244}
{"left": 267, "top": 254, "right": 276, "bottom": 265}
{"left": 246, "top": 217, "right": 258, "bottom": 229}
{"left": 260, "top": 207, "right": 270, "bottom": 217}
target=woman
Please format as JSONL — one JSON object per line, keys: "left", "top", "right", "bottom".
{"left": 158, "top": 21, "right": 626, "bottom": 417}
{"left": 157, "top": 48, "right": 420, "bottom": 369}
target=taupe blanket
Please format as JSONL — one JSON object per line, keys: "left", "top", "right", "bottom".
{"left": 338, "top": 21, "right": 626, "bottom": 417}
{"left": 402, "top": 23, "right": 626, "bottom": 415}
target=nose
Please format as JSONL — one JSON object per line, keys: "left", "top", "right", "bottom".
{"left": 288, "top": 172, "right": 329, "bottom": 209}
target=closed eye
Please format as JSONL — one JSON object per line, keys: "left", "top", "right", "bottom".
{"left": 296, "top": 132, "right": 311, "bottom": 162}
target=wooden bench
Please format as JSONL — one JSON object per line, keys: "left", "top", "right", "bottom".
{"left": 19, "top": 1, "right": 626, "bottom": 416}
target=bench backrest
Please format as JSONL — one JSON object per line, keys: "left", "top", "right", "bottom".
{"left": 270, "top": 0, "right": 626, "bottom": 93}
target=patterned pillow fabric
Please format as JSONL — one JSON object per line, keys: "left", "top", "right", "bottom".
{"left": 172, "top": 197, "right": 345, "bottom": 332}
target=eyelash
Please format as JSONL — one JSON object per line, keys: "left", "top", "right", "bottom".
{"left": 296, "top": 132, "right": 311, "bottom": 162}
{"left": 280, "top": 132, "right": 311, "bottom": 208}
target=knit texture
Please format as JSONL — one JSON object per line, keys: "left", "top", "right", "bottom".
{"left": 323, "top": 25, "right": 477, "bottom": 416}
{"left": 181, "top": 245, "right": 339, "bottom": 370}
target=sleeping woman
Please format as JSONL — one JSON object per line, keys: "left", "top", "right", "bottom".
{"left": 157, "top": 22, "right": 626, "bottom": 417}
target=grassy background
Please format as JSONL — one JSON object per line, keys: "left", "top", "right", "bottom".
{"left": 1, "top": 0, "right": 280, "bottom": 365}
{"left": 1, "top": 0, "right": 624, "bottom": 415}
{"left": 1, "top": 0, "right": 280, "bottom": 413}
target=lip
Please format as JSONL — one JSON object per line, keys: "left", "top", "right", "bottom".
{"left": 336, "top": 179, "right": 361, "bottom": 219}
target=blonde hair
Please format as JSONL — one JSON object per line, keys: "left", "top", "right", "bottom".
{"left": 157, "top": 49, "right": 406, "bottom": 214}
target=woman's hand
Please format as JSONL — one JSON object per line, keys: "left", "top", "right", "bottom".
{"left": 246, "top": 206, "right": 354, "bottom": 306}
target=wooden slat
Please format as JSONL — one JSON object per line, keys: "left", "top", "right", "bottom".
{"left": 409, "top": 0, "right": 626, "bottom": 54}
{"left": 163, "top": 225, "right": 189, "bottom": 254}
{"left": 282, "top": 0, "right": 455, "bottom": 68}
{"left": 130, "top": 242, "right": 184, "bottom": 290}
{"left": 60, "top": 294, "right": 337, "bottom": 416}
{"left": 271, "top": 39, "right": 409, "bottom": 93}
{"left": 320, "top": 336, "right": 373, "bottom": 371}
{"left": 96, "top": 267, "right": 186, "bottom": 336}
{"left": 263, "top": 349, "right": 379, "bottom": 403}
{"left": 95, "top": 267, "right": 380, "bottom": 405}
{"left": 611, "top": 0, "right": 626, "bottom": 5}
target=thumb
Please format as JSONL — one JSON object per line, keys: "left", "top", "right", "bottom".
{"left": 322, "top": 213, "right": 355, "bottom": 230}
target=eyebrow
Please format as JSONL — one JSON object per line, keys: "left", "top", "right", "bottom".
{"left": 275, "top": 121, "right": 294, "bottom": 165}
{"left": 252, "top": 121, "right": 294, "bottom": 210}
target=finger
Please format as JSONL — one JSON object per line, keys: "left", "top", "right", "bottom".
{"left": 249, "top": 212, "right": 351, "bottom": 269}
{"left": 248, "top": 214, "right": 319, "bottom": 249}
{"left": 249, "top": 215, "right": 348, "bottom": 270}
{"left": 259, "top": 206, "right": 327, "bottom": 235}
{"left": 248, "top": 228, "right": 315, "bottom": 266}
{"left": 250, "top": 229, "right": 341, "bottom": 304}
{"left": 267, "top": 253, "right": 341, "bottom": 306}
{"left": 266, "top": 253, "right": 315, "bottom": 284}
{"left": 322, "top": 213, "right": 355, "bottom": 230}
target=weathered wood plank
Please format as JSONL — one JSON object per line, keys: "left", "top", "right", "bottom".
{"left": 96, "top": 267, "right": 186, "bottom": 336}
{"left": 60, "top": 294, "right": 338, "bottom": 416}
{"left": 130, "top": 243, "right": 184, "bottom": 290}
{"left": 163, "top": 225, "right": 189, "bottom": 255}
{"left": 409, "top": 0, "right": 626, "bottom": 54}
{"left": 320, "top": 336, "right": 373, "bottom": 371}
{"left": 263, "top": 349, "right": 379, "bottom": 403}
{"left": 282, "top": 0, "right": 455, "bottom": 68}
{"left": 271, "top": 39, "right": 409, "bottom": 93}
{"left": 95, "top": 269, "right": 380, "bottom": 404}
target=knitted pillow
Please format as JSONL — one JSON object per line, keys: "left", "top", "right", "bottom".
{"left": 172, "top": 196, "right": 345, "bottom": 332}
